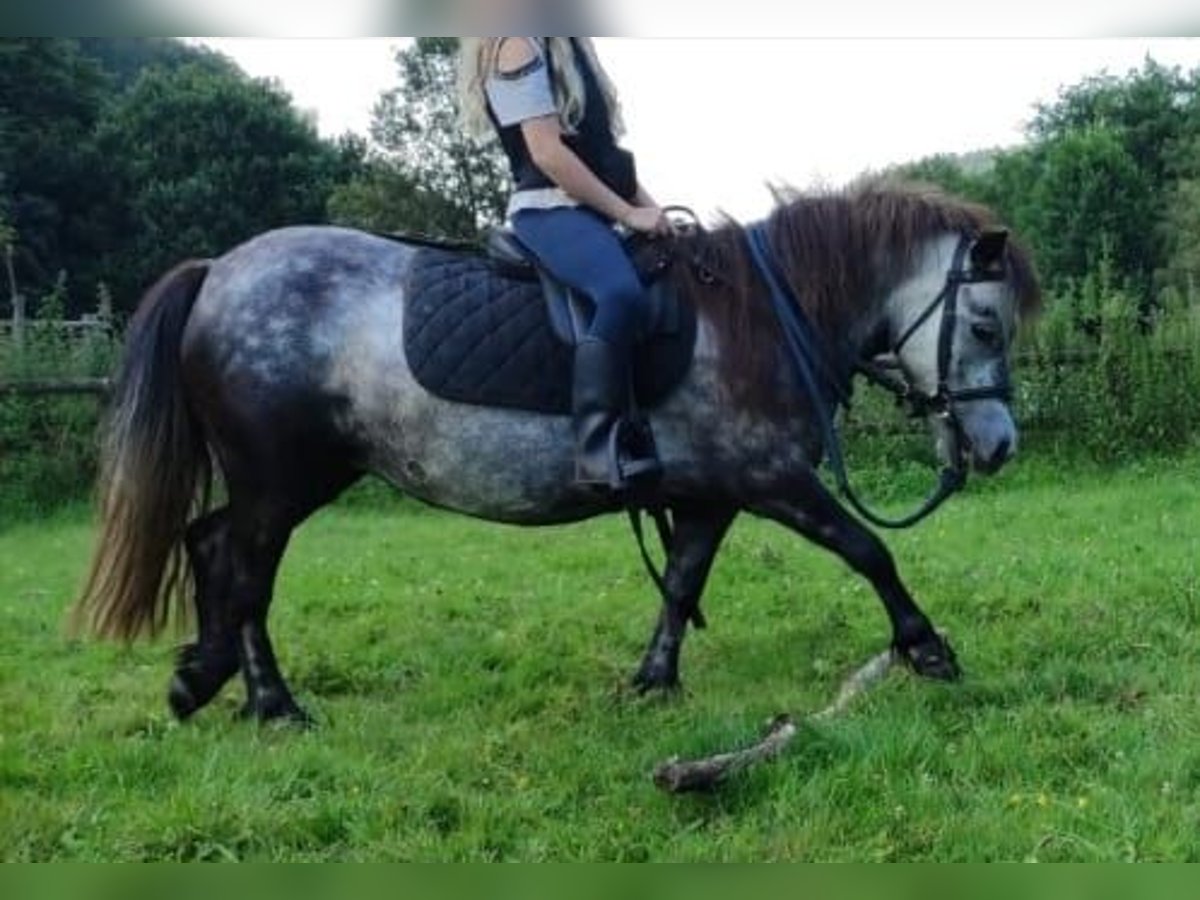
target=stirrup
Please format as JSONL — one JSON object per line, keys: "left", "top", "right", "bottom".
{"left": 620, "top": 457, "right": 662, "bottom": 479}
{"left": 609, "top": 417, "right": 662, "bottom": 489}
{"left": 574, "top": 423, "right": 662, "bottom": 492}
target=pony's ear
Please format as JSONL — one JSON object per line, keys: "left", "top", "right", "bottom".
{"left": 970, "top": 228, "right": 1009, "bottom": 273}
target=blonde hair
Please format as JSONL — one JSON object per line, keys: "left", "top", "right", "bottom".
{"left": 458, "top": 37, "right": 624, "bottom": 141}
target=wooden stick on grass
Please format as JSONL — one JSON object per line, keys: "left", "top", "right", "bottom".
{"left": 652, "top": 648, "right": 899, "bottom": 794}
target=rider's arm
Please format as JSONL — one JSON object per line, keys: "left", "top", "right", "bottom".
{"left": 519, "top": 115, "right": 636, "bottom": 225}
{"left": 634, "top": 184, "right": 659, "bottom": 208}
{"left": 490, "top": 39, "right": 667, "bottom": 234}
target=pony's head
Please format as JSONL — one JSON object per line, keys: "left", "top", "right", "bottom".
{"left": 677, "top": 180, "right": 1042, "bottom": 477}
{"left": 880, "top": 226, "right": 1037, "bottom": 474}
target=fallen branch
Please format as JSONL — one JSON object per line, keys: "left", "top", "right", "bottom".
{"left": 652, "top": 648, "right": 899, "bottom": 793}
{"left": 812, "top": 648, "right": 899, "bottom": 722}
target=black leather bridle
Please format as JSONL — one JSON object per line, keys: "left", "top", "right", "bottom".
{"left": 858, "top": 233, "right": 1012, "bottom": 415}
{"left": 747, "top": 226, "right": 1013, "bottom": 529}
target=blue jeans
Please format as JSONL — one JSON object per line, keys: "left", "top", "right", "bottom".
{"left": 511, "top": 207, "right": 645, "bottom": 348}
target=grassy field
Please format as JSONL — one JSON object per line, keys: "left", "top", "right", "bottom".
{"left": 2, "top": 456, "right": 1200, "bottom": 861}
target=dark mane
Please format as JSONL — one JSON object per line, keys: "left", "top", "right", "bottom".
{"left": 673, "top": 179, "right": 1042, "bottom": 413}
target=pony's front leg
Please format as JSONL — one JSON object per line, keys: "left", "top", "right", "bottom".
{"left": 632, "top": 506, "right": 736, "bottom": 693}
{"left": 756, "top": 473, "right": 960, "bottom": 681}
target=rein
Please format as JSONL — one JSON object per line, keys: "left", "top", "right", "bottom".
{"left": 744, "top": 224, "right": 1007, "bottom": 529}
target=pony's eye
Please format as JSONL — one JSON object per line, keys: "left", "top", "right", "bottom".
{"left": 971, "top": 322, "right": 1001, "bottom": 347}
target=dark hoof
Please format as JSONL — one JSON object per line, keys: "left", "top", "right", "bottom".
{"left": 237, "top": 693, "right": 315, "bottom": 728}
{"left": 168, "top": 643, "right": 237, "bottom": 721}
{"left": 167, "top": 673, "right": 201, "bottom": 721}
{"left": 900, "top": 634, "right": 961, "bottom": 682}
{"left": 631, "top": 664, "right": 682, "bottom": 696}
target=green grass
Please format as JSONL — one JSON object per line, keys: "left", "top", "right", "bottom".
{"left": 3, "top": 457, "right": 1200, "bottom": 861}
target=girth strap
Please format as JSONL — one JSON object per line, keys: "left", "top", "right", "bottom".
{"left": 626, "top": 504, "right": 707, "bottom": 630}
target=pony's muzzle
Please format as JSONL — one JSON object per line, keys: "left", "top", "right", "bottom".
{"left": 957, "top": 402, "right": 1017, "bottom": 475}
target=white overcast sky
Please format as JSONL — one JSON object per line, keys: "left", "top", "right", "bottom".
{"left": 194, "top": 38, "right": 1200, "bottom": 221}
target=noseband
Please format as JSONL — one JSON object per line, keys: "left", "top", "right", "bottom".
{"left": 746, "top": 226, "right": 1011, "bottom": 529}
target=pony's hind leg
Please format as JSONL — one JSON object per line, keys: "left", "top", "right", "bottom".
{"left": 168, "top": 507, "right": 239, "bottom": 719}
{"left": 222, "top": 462, "right": 363, "bottom": 726}
{"left": 166, "top": 497, "right": 314, "bottom": 724}
{"left": 225, "top": 501, "right": 307, "bottom": 724}
{"left": 167, "top": 449, "right": 362, "bottom": 724}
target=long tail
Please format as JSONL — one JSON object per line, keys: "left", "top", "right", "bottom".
{"left": 73, "top": 260, "right": 213, "bottom": 641}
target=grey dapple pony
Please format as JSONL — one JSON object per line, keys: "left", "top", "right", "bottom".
{"left": 74, "top": 182, "right": 1040, "bottom": 724}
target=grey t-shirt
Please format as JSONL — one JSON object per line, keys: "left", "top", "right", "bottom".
{"left": 484, "top": 38, "right": 577, "bottom": 218}
{"left": 484, "top": 38, "right": 557, "bottom": 126}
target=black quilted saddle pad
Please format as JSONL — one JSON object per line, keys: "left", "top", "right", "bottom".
{"left": 403, "top": 247, "right": 696, "bottom": 416}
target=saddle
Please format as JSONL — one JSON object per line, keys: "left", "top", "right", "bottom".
{"left": 402, "top": 231, "right": 697, "bottom": 417}
{"left": 482, "top": 227, "right": 684, "bottom": 344}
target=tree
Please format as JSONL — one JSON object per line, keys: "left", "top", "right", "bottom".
{"left": 327, "top": 160, "right": 469, "bottom": 236}
{"left": 899, "top": 59, "right": 1200, "bottom": 300}
{"left": 76, "top": 37, "right": 236, "bottom": 90}
{"left": 892, "top": 154, "right": 986, "bottom": 199}
{"left": 1028, "top": 58, "right": 1200, "bottom": 294}
{"left": 352, "top": 37, "right": 509, "bottom": 239}
{"left": 1030, "top": 58, "right": 1198, "bottom": 189}
{"left": 1, "top": 39, "right": 366, "bottom": 313}
{"left": 0, "top": 39, "right": 119, "bottom": 313}
{"left": 96, "top": 62, "right": 355, "bottom": 307}
{"left": 1021, "top": 126, "right": 1156, "bottom": 293}
{"left": 1161, "top": 136, "right": 1200, "bottom": 291}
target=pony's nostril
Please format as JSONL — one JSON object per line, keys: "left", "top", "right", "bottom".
{"left": 990, "top": 438, "right": 1012, "bottom": 466}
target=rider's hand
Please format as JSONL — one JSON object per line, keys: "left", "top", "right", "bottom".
{"left": 622, "top": 205, "right": 674, "bottom": 238}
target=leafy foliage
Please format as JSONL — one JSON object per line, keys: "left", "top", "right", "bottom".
{"left": 1161, "top": 135, "right": 1200, "bottom": 290}
{"left": 0, "top": 39, "right": 367, "bottom": 314}
{"left": 897, "top": 58, "right": 1200, "bottom": 300}
{"left": 75, "top": 37, "right": 236, "bottom": 89}
{"left": 333, "top": 38, "right": 508, "bottom": 239}
{"left": 1022, "top": 126, "right": 1156, "bottom": 293}
{"left": 0, "top": 285, "right": 119, "bottom": 517}
{"left": 94, "top": 62, "right": 355, "bottom": 305}
{"left": 0, "top": 39, "right": 119, "bottom": 315}
{"left": 327, "top": 161, "right": 468, "bottom": 236}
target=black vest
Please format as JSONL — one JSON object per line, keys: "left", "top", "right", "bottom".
{"left": 488, "top": 38, "right": 638, "bottom": 204}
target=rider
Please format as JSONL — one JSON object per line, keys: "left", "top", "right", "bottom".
{"left": 458, "top": 37, "right": 672, "bottom": 492}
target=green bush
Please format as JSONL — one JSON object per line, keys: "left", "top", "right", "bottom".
{"left": 842, "top": 258, "right": 1200, "bottom": 473}
{"left": 0, "top": 284, "right": 119, "bottom": 522}
{"left": 1016, "top": 264, "right": 1200, "bottom": 462}
{"left": 0, "top": 393, "right": 102, "bottom": 516}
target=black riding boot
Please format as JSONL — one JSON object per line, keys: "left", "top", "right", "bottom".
{"left": 572, "top": 336, "right": 662, "bottom": 490}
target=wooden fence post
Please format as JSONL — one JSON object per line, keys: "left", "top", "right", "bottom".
{"left": 5, "top": 243, "right": 22, "bottom": 350}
